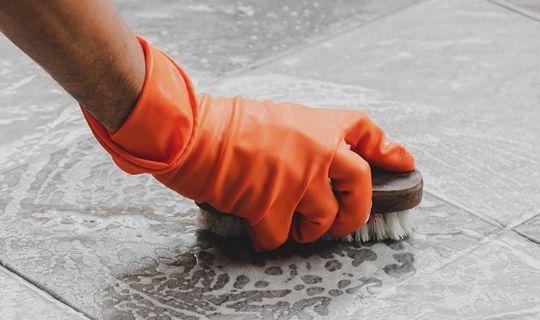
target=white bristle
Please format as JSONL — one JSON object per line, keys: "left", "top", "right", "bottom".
{"left": 370, "top": 213, "right": 388, "bottom": 241}
{"left": 359, "top": 223, "right": 370, "bottom": 242}
{"left": 384, "top": 212, "right": 407, "bottom": 240}
{"left": 398, "top": 210, "right": 413, "bottom": 234}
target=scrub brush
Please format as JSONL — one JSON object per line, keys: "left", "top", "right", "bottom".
{"left": 196, "top": 168, "right": 423, "bottom": 243}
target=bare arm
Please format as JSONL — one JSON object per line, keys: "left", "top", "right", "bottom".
{"left": 0, "top": 0, "right": 145, "bottom": 132}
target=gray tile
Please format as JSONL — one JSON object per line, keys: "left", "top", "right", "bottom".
{"left": 245, "top": 0, "right": 540, "bottom": 226}
{"left": 0, "top": 110, "right": 85, "bottom": 177}
{"left": 112, "top": 0, "right": 422, "bottom": 78}
{"left": 349, "top": 231, "right": 540, "bottom": 319}
{"left": 0, "top": 0, "right": 537, "bottom": 319}
{"left": 0, "top": 125, "right": 497, "bottom": 318}
{"left": 0, "top": 35, "right": 99, "bottom": 175}
{"left": 515, "top": 214, "right": 540, "bottom": 243}
{"left": 0, "top": 37, "right": 76, "bottom": 148}
{"left": 0, "top": 265, "right": 87, "bottom": 320}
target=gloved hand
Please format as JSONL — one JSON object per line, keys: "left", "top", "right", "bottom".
{"left": 81, "top": 37, "right": 415, "bottom": 251}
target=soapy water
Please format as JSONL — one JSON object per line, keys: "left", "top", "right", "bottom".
{"left": 0, "top": 74, "right": 495, "bottom": 319}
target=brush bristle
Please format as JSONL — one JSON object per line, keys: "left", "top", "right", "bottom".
{"left": 360, "top": 223, "right": 370, "bottom": 242}
{"left": 398, "top": 210, "right": 413, "bottom": 234}
{"left": 371, "top": 213, "right": 388, "bottom": 241}
{"left": 385, "top": 212, "right": 407, "bottom": 240}
{"left": 198, "top": 209, "right": 414, "bottom": 243}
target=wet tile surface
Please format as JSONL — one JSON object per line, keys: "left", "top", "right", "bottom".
{"left": 0, "top": 77, "right": 498, "bottom": 318}
{"left": 0, "top": 266, "right": 87, "bottom": 320}
{"left": 351, "top": 231, "right": 540, "bottom": 319}
{"left": 0, "top": 140, "right": 498, "bottom": 319}
{"left": 0, "top": 38, "right": 76, "bottom": 149}
{"left": 0, "top": 0, "right": 539, "bottom": 319}
{"left": 249, "top": 0, "right": 540, "bottom": 227}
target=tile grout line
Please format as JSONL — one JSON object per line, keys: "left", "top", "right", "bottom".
{"left": 426, "top": 228, "right": 504, "bottom": 272}
{"left": 486, "top": 0, "right": 540, "bottom": 22}
{"left": 425, "top": 189, "right": 505, "bottom": 229}
{"left": 508, "top": 211, "right": 540, "bottom": 229}
{"left": 427, "top": 190, "right": 540, "bottom": 245}
{"left": 512, "top": 229, "right": 540, "bottom": 245}
{"left": 210, "top": 0, "right": 431, "bottom": 86}
{"left": 0, "top": 259, "right": 94, "bottom": 319}
{"left": 428, "top": 190, "right": 540, "bottom": 245}
{"left": 498, "top": 230, "right": 540, "bottom": 270}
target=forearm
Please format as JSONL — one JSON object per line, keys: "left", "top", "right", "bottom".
{"left": 0, "top": 0, "right": 145, "bottom": 132}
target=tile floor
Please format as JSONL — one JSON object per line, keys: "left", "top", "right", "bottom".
{"left": 0, "top": 0, "right": 539, "bottom": 319}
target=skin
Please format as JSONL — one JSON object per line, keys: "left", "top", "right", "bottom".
{"left": 0, "top": 0, "right": 145, "bottom": 132}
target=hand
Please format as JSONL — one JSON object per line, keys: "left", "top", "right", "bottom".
{"left": 82, "top": 37, "right": 415, "bottom": 251}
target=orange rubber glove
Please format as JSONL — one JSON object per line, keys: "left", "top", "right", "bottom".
{"left": 81, "top": 37, "right": 415, "bottom": 251}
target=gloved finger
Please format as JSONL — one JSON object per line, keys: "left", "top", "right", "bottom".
{"left": 247, "top": 205, "right": 295, "bottom": 252}
{"left": 289, "top": 176, "right": 339, "bottom": 243}
{"left": 327, "top": 141, "right": 372, "bottom": 237}
{"left": 344, "top": 113, "right": 415, "bottom": 172}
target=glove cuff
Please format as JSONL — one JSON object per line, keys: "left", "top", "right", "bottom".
{"left": 81, "top": 36, "right": 198, "bottom": 174}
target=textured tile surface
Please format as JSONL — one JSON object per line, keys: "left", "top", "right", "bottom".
{"left": 0, "top": 0, "right": 539, "bottom": 319}
{"left": 0, "top": 77, "right": 498, "bottom": 318}
{"left": 0, "top": 37, "right": 76, "bottom": 149}
{"left": 0, "top": 266, "right": 87, "bottom": 320}
{"left": 351, "top": 231, "right": 540, "bottom": 319}
{"left": 249, "top": 0, "right": 540, "bottom": 227}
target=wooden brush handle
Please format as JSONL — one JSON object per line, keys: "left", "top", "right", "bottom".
{"left": 371, "top": 168, "right": 423, "bottom": 213}
{"left": 196, "top": 168, "right": 423, "bottom": 215}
